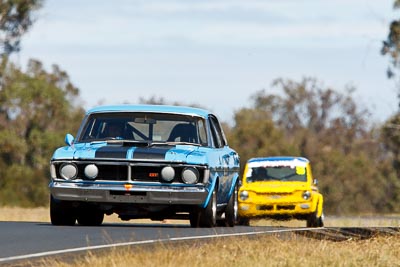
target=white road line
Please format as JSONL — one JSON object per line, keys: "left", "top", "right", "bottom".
{"left": 0, "top": 227, "right": 314, "bottom": 263}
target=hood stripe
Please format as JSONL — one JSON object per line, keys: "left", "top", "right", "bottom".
{"left": 95, "top": 146, "right": 131, "bottom": 158}
{"left": 132, "top": 147, "right": 170, "bottom": 160}
{"left": 94, "top": 145, "right": 171, "bottom": 159}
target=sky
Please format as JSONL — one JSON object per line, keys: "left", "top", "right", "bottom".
{"left": 11, "top": 0, "right": 400, "bottom": 124}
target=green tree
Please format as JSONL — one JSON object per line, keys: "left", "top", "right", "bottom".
{"left": 252, "top": 78, "right": 370, "bottom": 156}
{"left": 381, "top": 0, "right": 400, "bottom": 103}
{"left": 381, "top": 0, "right": 400, "bottom": 194}
{"left": 138, "top": 95, "right": 206, "bottom": 110}
{"left": 0, "top": 59, "right": 84, "bottom": 206}
{"left": 381, "top": 115, "right": 400, "bottom": 176}
{"left": 0, "top": 0, "right": 42, "bottom": 57}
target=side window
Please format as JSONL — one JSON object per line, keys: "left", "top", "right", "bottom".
{"left": 197, "top": 118, "right": 208, "bottom": 146}
{"left": 209, "top": 122, "right": 220, "bottom": 148}
{"left": 209, "top": 115, "right": 225, "bottom": 148}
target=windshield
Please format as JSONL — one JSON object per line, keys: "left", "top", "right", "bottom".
{"left": 77, "top": 112, "right": 208, "bottom": 145}
{"left": 246, "top": 165, "right": 307, "bottom": 182}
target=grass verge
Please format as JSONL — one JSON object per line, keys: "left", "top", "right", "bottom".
{"left": 43, "top": 234, "right": 400, "bottom": 267}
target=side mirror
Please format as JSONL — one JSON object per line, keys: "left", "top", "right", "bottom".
{"left": 313, "top": 179, "right": 318, "bottom": 185}
{"left": 65, "top": 133, "right": 75, "bottom": 146}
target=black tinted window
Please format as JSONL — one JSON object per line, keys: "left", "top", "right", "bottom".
{"left": 209, "top": 116, "right": 225, "bottom": 148}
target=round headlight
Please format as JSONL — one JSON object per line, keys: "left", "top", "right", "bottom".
{"left": 302, "top": 191, "right": 311, "bottom": 200}
{"left": 84, "top": 164, "right": 98, "bottom": 179}
{"left": 182, "top": 167, "right": 199, "bottom": 184}
{"left": 240, "top": 190, "right": 249, "bottom": 201}
{"left": 161, "top": 166, "right": 175, "bottom": 182}
{"left": 60, "top": 163, "right": 78, "bottom": 180}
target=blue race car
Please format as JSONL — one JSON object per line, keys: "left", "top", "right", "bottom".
{"left": 49, "top": 105, "right": 240, "bottom": 227}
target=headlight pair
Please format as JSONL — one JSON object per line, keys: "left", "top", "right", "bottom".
{"left": 161, "top": 166, "right": 199, "bottom": 184}
{"left": 57, "top": 163, "right": 98, "bottom": 180}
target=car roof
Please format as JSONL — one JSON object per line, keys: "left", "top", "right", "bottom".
{"left": 248, "top": 156, "right": 309, "bottom": 163}
{"left": 247, "top": 156, "right": 309, "bottom": 166}
{"left": 86, "top": 104, "right": 210, "bottom": 118}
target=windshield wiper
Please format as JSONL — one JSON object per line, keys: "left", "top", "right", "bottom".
{"left": 106, "top": 139, "right": 151, "bottom": 146}
{"left": 164, "top": 141, "right": 201, "bottom": 146}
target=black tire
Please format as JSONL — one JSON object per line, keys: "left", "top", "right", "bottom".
{"left": 189, "top": 210, "right": 200, "bottom": 228}
{"left": 198, "top": 186, "right": 217, "bottom": 227}
{"left": 224, "top": 182, "right": 238, "bottom": 227}
{"left": 50, "top": 195, "right": 76, "bottom": 226}
{"left": 317, "top": 213, "right": 324, "bottom": 227}
{"left": 306, "top": 211, "right": 324, "bottom": 227}
{"left": 77, "top": 209, "right": 104, "bottom": 226}
{"left": 237, "top": 216, "right": 250, "bottom": 226}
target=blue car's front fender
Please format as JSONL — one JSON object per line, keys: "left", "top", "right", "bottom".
{"left": 200, "top": 172, "right": 218, "bottom": 209}
{"left": 228, "top": 173, "right": 240, "bottom": 196}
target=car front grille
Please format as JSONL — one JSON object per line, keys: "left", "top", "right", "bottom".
{"left": 91, "top": 164, "right": 128, "bottom": 181}
{"left": 277, "top": 205, "right": 296, "bottom": 210}
{"left": 257, "top": 204, "right": 296, "bottom": 211}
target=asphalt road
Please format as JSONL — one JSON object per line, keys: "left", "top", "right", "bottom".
{"left": 0, "top": 221, "right": 399, "bottom": 265}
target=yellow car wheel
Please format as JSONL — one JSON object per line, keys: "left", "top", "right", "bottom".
{"left": 306, "top": 211, "right": 324, "bottom": 227}
{"left": 237, "top": 216, "right": 250, "bottom": 226}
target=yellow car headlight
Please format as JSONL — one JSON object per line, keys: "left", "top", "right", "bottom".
{"left": 240, "top": 190, "right": 249, "bottom": 201}
{"left": 302, "top": 191, "right": 311, "bottom": 200}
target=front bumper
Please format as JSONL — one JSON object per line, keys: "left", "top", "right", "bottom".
{"left": 238, "top": 201, "right": 316, "bottom": 218}
{"left": 49, "top": 180, "right": 208, "bottom": 205}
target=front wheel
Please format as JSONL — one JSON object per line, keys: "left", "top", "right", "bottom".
{"left": 50, "top": 196, "right": 76, "bottom": 226}
{"left": 189, "top": 210, "right": 200, "bottom": 228}
{"left": 77, "top": 208, "right": 104, "bottom": 226}
{"left": 224, "top": 182, "right": 238, "bottom": 227}
{"left": 237, "top": 216, "right": 250, "bottom": 226}
{"left": 306, "top": 211, "right": 324, "bottom": 227}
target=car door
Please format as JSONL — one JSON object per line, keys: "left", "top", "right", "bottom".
{"left": 208, "top": 115, "right": 239, "bottom": 205}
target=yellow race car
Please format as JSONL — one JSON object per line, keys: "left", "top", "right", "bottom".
{"left": 238, "top": 156, "right": 324, "bottom": 227}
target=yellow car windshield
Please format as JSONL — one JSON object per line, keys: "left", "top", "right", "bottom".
{"left": 246, "top": 166, "right": 307, "bottom": 183}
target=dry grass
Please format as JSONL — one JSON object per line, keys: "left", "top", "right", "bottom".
{"left": 0, "top": 206, "right": 50, "bottom": 222}
{"left": 251, "top": 216, "right": 400, "bottom": 228}
{"left": 45, "top": 235, "right": 400, "bottom": 267}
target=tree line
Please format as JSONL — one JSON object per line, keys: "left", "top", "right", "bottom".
{"left": 0, "top": 0, "right": 400, "bottom": 215}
